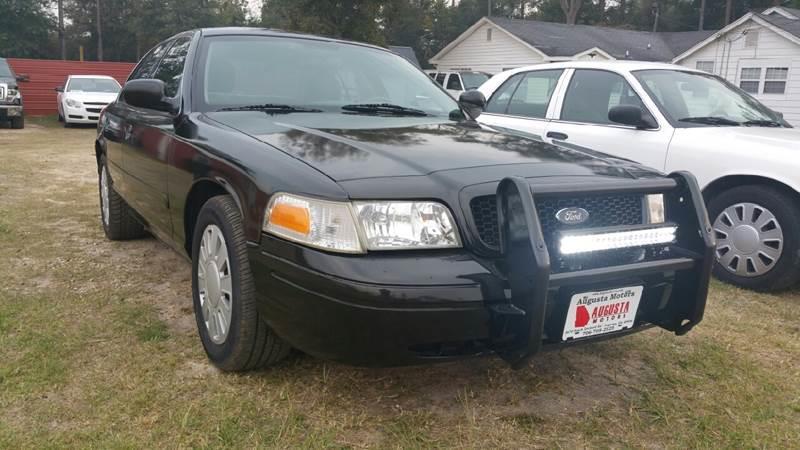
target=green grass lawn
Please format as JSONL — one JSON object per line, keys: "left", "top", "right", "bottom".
{"left": 0, "top": 124, "right": 798, "bottom": 448}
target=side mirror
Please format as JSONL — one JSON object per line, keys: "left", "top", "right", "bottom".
{"left": 459, "top": 90, "right": 486, "bottom": 119}
{"left": 15, "top": 74, "right": 30, "bottom": 82}
{"left": 774, "top": 110, "right": 784, "bottom": 119}
{"left": 55, "top": 86, "right": 64, "bottom": 93}
{"left": 608, "top": 105, "right": 657, "bottom": 129}
{"left": 121, "top": 79, "right": 174, "bottom": 113}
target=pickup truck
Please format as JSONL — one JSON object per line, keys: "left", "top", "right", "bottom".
{"left": 476, "top": 61, "right": 800, "bottom": 292}
{"left": 95, "top": 28, "right": 713, "bottom": 371}
{"left": 0, "top": 57, "right": 26, "bottom": 129}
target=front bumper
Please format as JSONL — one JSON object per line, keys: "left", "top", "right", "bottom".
{"left": 64, "top": 104, "right": 103, "bottom": 123}
{"left": 0, "top": 104, "right": 23, "bottom": 119}
{"left": 249, "top": 172, "right": 714, "bottom": 367}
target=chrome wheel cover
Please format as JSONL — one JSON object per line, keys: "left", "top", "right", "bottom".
{"left": 713, "top": 202, "right": 783, "bottom": 277}
{"left": 100, "top": 166, "right": 110, "bottom": 227}
{"left": 198, "top": 224, "right": 233, "bottom": 344}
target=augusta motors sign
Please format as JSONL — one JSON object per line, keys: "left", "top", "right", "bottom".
{"left": 562, "top": 286, "right": 644, "bottom": 341}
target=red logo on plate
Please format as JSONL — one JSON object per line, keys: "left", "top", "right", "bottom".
{"left": 574, "top": 305, "right": 590, "bottom": 328}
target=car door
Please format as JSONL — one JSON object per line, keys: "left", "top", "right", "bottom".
{"left": 544, "top": 69, "right": 673, "bottom": 171}
{"left": 445, "top": 73, "right": 463, "bottom": 98}
{"left": 477, "top": 69, "right": 566, "bottom": 141}
{"left": 118, "top": 34, "right": 193, "bottom": 241}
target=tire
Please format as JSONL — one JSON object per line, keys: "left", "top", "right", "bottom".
{"left": 98, "top": 156, "right": 146, "bottom": 240}
{"left": 191, "top": 195, "right": 290, "bottom": 371}
{"left": 10, "top": 115, "right": 23, "bottom": 129}
{"left": 708, "top": 185, "right": 800, "bottom": 291}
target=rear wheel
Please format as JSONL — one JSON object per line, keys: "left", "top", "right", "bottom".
{"left": 98, "top": 156, "right": 146, "bottom": 240}
{"left": 709, "top": 185, "right": 800, "bottom": 291}
{"left": 10, "top": 115, "right": 23, "bottom": 129}
{"left": 191, "top": 195, "right": 290, "bottom": 371}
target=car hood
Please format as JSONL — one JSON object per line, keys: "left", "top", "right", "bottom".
{"left": 0, "top": 76, "right": 16, "bottom": 87}
{"left": 206, "top": 112, "right": 662, "bottom": 182}
{"left": 673, "top": 126, "right": 799, "bottom": 157}
{"left": 65, "top": 91, "right": 119, "bottom": 103}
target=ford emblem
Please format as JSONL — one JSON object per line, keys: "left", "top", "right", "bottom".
{"left": 556, "top": 207, "right": 590, "bottom": 225}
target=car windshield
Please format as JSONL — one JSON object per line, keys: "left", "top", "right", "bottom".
{"left": 200, "top": 36, "right": 460, "bottom": 117}
{"left": 0, "top": 61, "right": 13, "bottom": 78}
{"left": 67, "top": 78, "right": 121, "bottom": 93}
{"left": 460, "top": 72, "right": 489, "bottom": 90}
{"left": 634, "top": 69, "right": 785, "bottom": 126}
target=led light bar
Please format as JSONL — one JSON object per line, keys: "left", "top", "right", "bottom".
{"left": 560, "top": 226, "right": 677, "bottom": 255}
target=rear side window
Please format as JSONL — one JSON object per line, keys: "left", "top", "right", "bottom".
{"left": 446, "top": 74, "right": 463, "bottom": 90}
{"left": 484, "top": 73, "right": 523, "bottom": 114}
{"left": 435, "top": 73, "right": 446, "bottom": 86}
{"left": 506, "top": 70, "right": 563, "bottom": 119}
{"left": 129, "top": 40, "right": 171, "bottom": 80}
{"left": 561, "top": 70, "right": 647, "bottom": 125}
{"left": 152, "top": 35, "right": 192, "bottom": 97}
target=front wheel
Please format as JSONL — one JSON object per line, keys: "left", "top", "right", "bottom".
{"left": 709, "top": 185, "right": 800, "bottom": 291}
{"left": 191, "top": 195, "right": 290, "bottom": 371}
{"left": 10, "top": 115, "right": 23, "bottom": 129}
{"left": 98, "top": 157, "right": 146, "bottom": 240}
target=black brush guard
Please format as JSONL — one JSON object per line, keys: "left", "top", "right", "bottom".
{"left": 490, "top": 171, "right": 715, "bottom": 368}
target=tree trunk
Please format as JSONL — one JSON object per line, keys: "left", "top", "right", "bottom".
{"left": 724, "top": 0, "right": 733, "bottom": 26}
{"left": 96, "top": 0, "right": 103, "bottom": 61}
{"left": 560, "top": 0, "right": 582, "bottom": 24}
{"left": 58, "top": 0, "right": 66, "bottom": 60}
{"left": 698, "top": 0, "right": 705, "bottom": 30}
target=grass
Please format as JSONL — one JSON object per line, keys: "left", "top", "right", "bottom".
{"left": 0, "top": 123, "right": 798, "bottom": 448}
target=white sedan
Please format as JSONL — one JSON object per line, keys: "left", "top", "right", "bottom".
{"left": 56, "top": 75, "right": 121, "bottom": 126}
{"left": 475, "top": 61, "right": 800, "bottom": 291}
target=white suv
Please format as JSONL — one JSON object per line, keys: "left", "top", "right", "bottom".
{"left": 476, "top": 61, "right": 800, "bottom": 291}
{"left": 427, "top": 71, "right": 489, "bottom": 98}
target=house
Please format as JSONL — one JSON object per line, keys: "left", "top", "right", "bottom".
{"left": 388, "top": 45, "right": 422, "bottom": 69}
{"left": 430, "top": 6, "right": 800, "bottom": 125}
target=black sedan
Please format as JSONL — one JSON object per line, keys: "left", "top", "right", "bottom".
{"left": 96, "top": 28, "right": 714, "bottom": 370}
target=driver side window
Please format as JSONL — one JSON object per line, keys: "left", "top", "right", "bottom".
{"left": 561, "top": 70, "right": 652, "bottom": 125}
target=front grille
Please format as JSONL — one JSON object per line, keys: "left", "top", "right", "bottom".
{"left": 85, "top": 102, "right": 108, "bottom": 106}
{"left": 469, "top": 192, "right": 651, "bottom": 272}
{"left": 86, "top": 108, "right": 102, "bottom": 113}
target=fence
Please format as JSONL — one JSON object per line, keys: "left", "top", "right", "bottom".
{"left": 6, "top": 59, "right": 136, "bottom": 116}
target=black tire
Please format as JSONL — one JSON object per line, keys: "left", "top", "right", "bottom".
{"left": 191, "top": 195, "right": 290, "bottom": 371}
{"left": 708, "top": 185, "right": 800, "bottom": 291}
{"left": 58, "top": 112, "right": 64, "bottom": 122}
{"left": 10, "top": 115, "right": 23, "bottom": 129}
{"left": 63, "top": 120, "right": 71, "bottom": 128}
{"left": 98, "top": 156, "right": 146, "bottom": 240}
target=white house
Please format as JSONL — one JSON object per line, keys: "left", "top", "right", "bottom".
{"left": 430, "top": 6, "right": 800, "bottom": 125}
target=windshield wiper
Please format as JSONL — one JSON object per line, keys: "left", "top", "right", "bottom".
{"left": 341, "top": 103, "right": 429, "bottom": 117}
{"left": 678, "top": 116, "right": 740, "bottom": 126}
{"left": 742, "top": 119, "right": 783, "bottom": 127}
{"left": 218, "top": 104, "right": 322, "bottom": 113}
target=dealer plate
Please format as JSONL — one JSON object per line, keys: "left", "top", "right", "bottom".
{"left": 562, "top": 286, "right": 643, "bottom": 341}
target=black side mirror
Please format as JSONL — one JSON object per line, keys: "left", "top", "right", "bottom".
{"left": 608, "top": 105, "right": 657, "bottom": 129}
{"left": 55, "top": 86, "right": 64, "bottom": 93}
{"left": 121, "top": 79, "right": 174, "bottom": 113}
{"left": 15, "top": 74, "right": 29, "bottom": 82}
{"left": 774, "top": 110, "right": 784, "bottom": 119}
{"left": 459, "top": 90, "right": 486, "bottom": 119}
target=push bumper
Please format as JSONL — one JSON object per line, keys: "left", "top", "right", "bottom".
{"left": 0, "top": 104, "right": 23, "bottom": 119}
{"left": 248, "top": 172, "right": 714, "bottom": 367}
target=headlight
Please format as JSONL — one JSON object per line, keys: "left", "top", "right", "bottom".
{"left": 7, "top": 88, "right": 18, "bottom": 98}
{"left": 65, "top": 98, "right": 82, "bottom": 108}
{"left": 353, "top": 201, "right": 461, "bottom": 250}
{"left": 264, "top": 193, "right": 363, "bottom": 253}
{"left": 646, "top": 194, "right": 665, "bottom": 224}
{"left": 559, "top": 226, "right": 677, "bottom": 255}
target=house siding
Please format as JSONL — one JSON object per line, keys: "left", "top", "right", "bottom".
{"left": 432, "top": 22, "right": 544, "bottom": 74}
{"left": 676, "top": 21, "right": 800, "bottom": 126}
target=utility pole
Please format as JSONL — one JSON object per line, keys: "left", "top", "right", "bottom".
{"left": 58, "top": 0, "right": 66, "bottom": 59}
{"left": 488, "top": 0, "right": 492, "bottom": 16}
{"left": 96, "top": 0, "right": 104, "bottom": 61}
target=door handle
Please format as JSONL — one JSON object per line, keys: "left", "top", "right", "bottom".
{"left": 546, "top": 131, "right": 569, "bottom": 140}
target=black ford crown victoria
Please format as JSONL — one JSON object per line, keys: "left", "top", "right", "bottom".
{"left": 96, "top": 28, "right": 714, "bottom": 370}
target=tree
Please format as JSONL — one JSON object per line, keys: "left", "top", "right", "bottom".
{"left": 0, "top": 0, "right": 54, "bottom": 58}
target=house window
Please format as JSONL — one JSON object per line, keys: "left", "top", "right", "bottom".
{"left": 486, "top": 28, "right": 493, "bottom": 41}
{"left": 745, "top": 30, "right": 759, "bottom": 48}
{"left": 695, "top": 61, "right": 715, "bottom": 73}
{"left": 764, "top": 67, "right": 788, "bottom": 94}
{"left": 739, "top": 68, "right": 761, "bottom": 94}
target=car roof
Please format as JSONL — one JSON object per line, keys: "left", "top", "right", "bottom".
{"left": 502, "top": 60, "right": 703, "bottom": 75}
{"left": 196, "top": 27, "right": 390, "bottom": 54}
{"left": 68, "top": 75, "right": 117, "bottom": 79}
